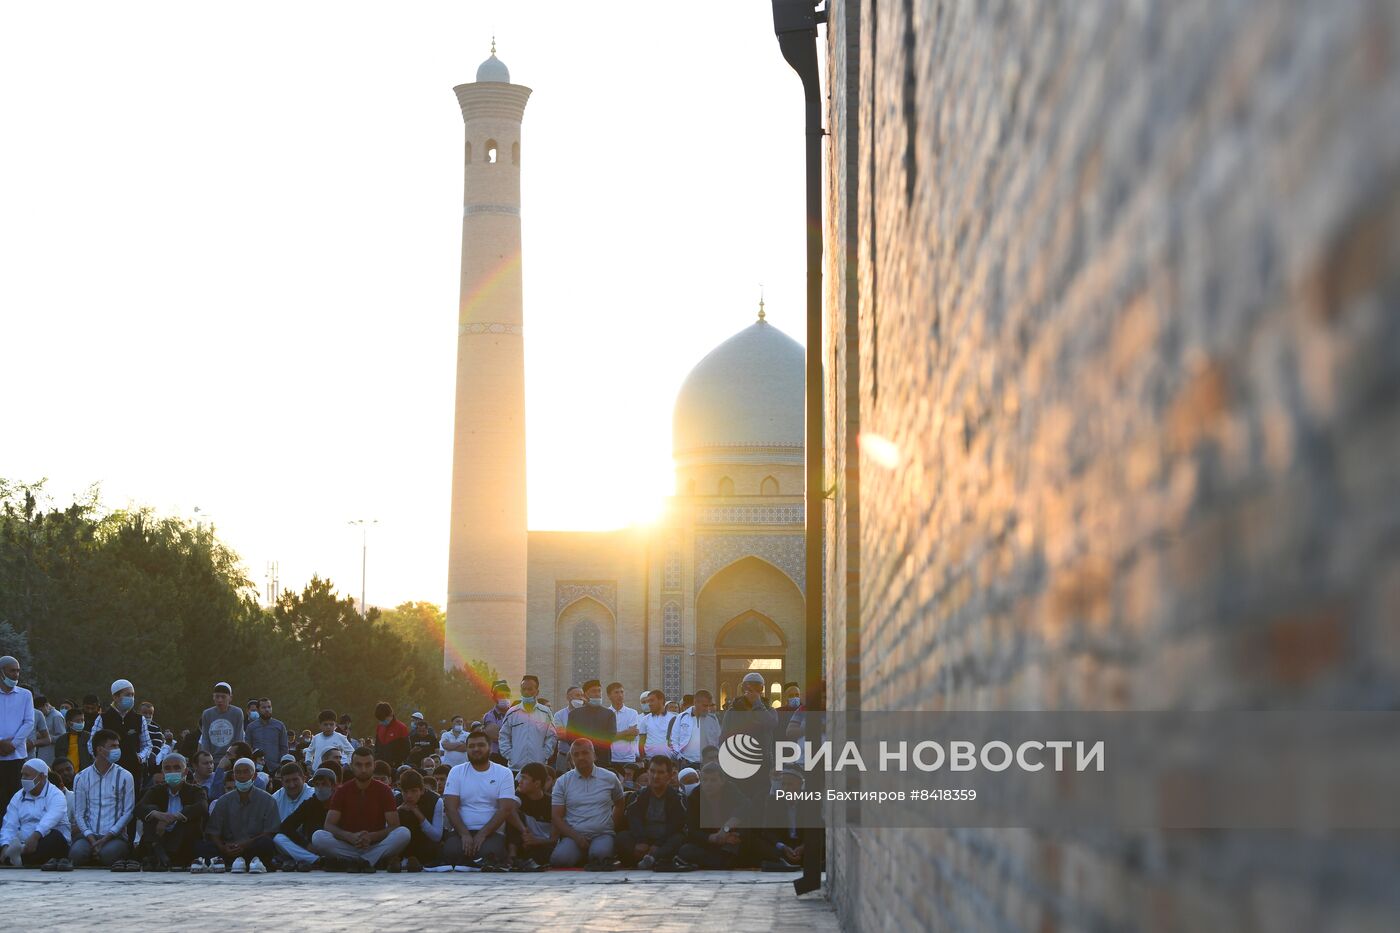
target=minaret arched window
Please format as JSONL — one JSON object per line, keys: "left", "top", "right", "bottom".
{"left": 718, "top": 477, "right": 734, "bottom": 497}
{"left": 486, "top": 139, "right": 498, "bottom": 164}
{"left": 760, "top": 476, "right": 779, "bottom": 496}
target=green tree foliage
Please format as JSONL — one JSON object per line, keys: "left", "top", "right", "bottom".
{"left": 0, "top": 479, "right": 497, "bottom": 735}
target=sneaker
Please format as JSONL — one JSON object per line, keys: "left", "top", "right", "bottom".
{"left": 189, "top": 858, "right": 207, "bottom": 875}
{"left": 296, "top": 860, "right": 314, "bottom": 873}
{"left": 208, "top": 857, "right": 226, "bottom": 874}
{"left": 404, "top": 857, "right": 422, "bottom": 873}
{"left": 231, "top": 857, "right": 247, "bottom": 873}
{"left": 481, "top": 856, "right": 509, "bottom": 873}
{"left": 638, "top": 854, "right": 656, "bottom": 870}
{"left": 509, "top": 857, "right": 545, "bottom": 873}
{"left": 248, "top": 858, "right": 267, "bottom": 874}
{"left": 345, "top": 859, "right": 361, "bottom": 874}
{"left": 654, "top": 856, "right": 697, "bottom": 873}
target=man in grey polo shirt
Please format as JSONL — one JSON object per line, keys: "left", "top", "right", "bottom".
{"left": 550, "top": 739, "right": 623, "bottom": 868}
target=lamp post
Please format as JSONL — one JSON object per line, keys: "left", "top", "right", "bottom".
{"left": 349, "top": 519, "right": 378, "bottom": 616}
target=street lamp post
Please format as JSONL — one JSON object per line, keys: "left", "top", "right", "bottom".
{"left": 349, "top": 519, "right": 378, "bottom": 616}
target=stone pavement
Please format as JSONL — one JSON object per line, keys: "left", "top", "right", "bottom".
{"left": 0, "top": 869, "right": 840, "bottom": 932}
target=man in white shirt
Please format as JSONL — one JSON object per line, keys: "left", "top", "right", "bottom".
{"left": 442, "top": 730, "right": 517, "bottom": 869}
{"left": 0, "top": 656, "right": 35, "bottom": 825}
{"left": 637, "top": 690, "right": 676, "bottom": 762}
{"left": 607, "top": 681, "right": 641, "bottom": 773}
{"left": 0, "top": 758, "right": 70, "bottom": 867}
{"left": 552, "top": 686, "right": 584, "bottom": 771}
{"left": 438, "top": 715, "right": 469, "bottom": 767}
{"left": 70, "top": 728, "right": 135, "bottom": 866}
{"left": 668, "top": 690, "right": 721, "bottom": 770}
{"left": 303, "top": 710, "right": 354, "bottom": 769}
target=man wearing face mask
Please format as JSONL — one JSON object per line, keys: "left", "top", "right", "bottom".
{"left": 54, "top": 708, "right": 92, "bottom": 771}
{"left": 135, "top": 752, "right": 206, "bottom": 869}
{"left": 480, "top": 681, "right": 513, "bottom": 762}
{"left": 138, "top": 701, "right": 164, "bottom": 777}
{"left": 70, "top": 729, "right": 135, "bottom": 867}
{"left": 0, "top": 758, "right": 69, "bottom": 867}
{"left": 499, "top": 675, "right": 556, "bottom": 771}
{"left": 552, "top": 686, "right": 584, "bottom": 772}
{"left": 669, "top": 690, "right": 720, "bottom": 771}
{"left": 438, "top": 715, "right": 470, "bottom": 767}
{"left": 373, "top": 702, "right": 410, "bottom": 769}
{"left": 0, "top": 656, "right": 35, "bottom": 825}
{"left": 275, "top": 767, "right": 337, "bottom": 871}
{"left": 87, "top": 679, "right": 151, "bottom": 785}
{"left": 569, "top": 679, "right": 617, "bottom": 769}
{"left": 199, "top": 757, "right": 280, "bottom": 873}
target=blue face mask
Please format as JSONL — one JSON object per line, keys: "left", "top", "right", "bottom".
{"left": 249, "top": 711, "right": 260, "bottom": 721}
{"left": 315, "top": 785, "right": 333, "bottom": 802}
{"left": 164, "top": 772, "right": 184, "bottom": 786}
{"left": 523, "top": 697, "right": 536, "bottom": 709}
{"left": 21, "top": 778, "right": 36, "bottom": 794}
{"left": 117, "top": 696, "right": 135, "bottom": 713}
{"left": 788, "top": 697, "right": 801, "bottom": 709}
{"left": 234, "top": 779, "right": 254, "bottom": 792}
{"left": 380, "top": 718, "right": 391, "bottom": 726}
{"left": 107, "top": 748, "right": 122, "bottom": 764}
{"left": 588, "top": 697, "right": 603, "bottom": 706}
{"left": 1, "top": 675, "right": 17, "bottom": 689}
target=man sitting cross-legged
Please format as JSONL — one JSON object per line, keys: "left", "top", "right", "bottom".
{"left": 616, "top": 755, "right": 689, "bottom": 870}
{"left": 677, "top": 763, "right": 759, "bottom": 869}
{"left": 275, "top": 767, "right": 337, "bottom": 871}
{"left": 195, "top": 757, "right": 279, "bottom": 873}
{"left": 441, "top": 729, "right": 517, "bottom": 870}
{"left": 504, "top": 761, "right": 555, "bottom": 871}
{"left": 550, "top": 737, "right": 624, "bottom": 869}
{"left": 135, "top": 753, "right": 207, "bottom": 870}
{"left": 0, "top": 759, "right": 69, "bottom": 867}
{"left": 311, "top": 746, "right": 410, "bottom": 873}
{"left": 69, "top": 729, "right": 135, "bottom": 868}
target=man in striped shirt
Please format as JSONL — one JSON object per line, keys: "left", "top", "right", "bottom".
{"left": 69, "top": 729, "right": 135, "bottom": 867}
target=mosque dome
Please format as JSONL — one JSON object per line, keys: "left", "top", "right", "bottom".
{"left": 476, "top": 50, "right": 510, "bottom": 83}
{"left": 673, "top": 310, "right": 804, "bottom": 464}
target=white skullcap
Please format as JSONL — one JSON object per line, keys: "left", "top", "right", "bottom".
{"left": 111, "top": 679, "right": 134, "bottom": 695}
{"left": 233, "top": 757, "right": 256, "bottom": 771}
{"left": 23, "top": 758, "right": 49, "bottom": 775}
{"left": 678, "top": 767, "right": 699, "bottom": 782}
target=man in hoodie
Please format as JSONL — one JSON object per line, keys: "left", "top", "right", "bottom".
{"left": 135, "top": 753, "right": 207, "bottom": 869}
{"left": 0, "top": 758, "right": 69, "bottom": 867}
{"left": 89, "top": 679, "right": 150, "bottom": 786}
{"left": 199, "top": 683, "right": 244, "bottom": 763}
{"left": 499, "top": 675, "right": 556, "bottom": 771}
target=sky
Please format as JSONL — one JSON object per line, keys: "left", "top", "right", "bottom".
{"left": 0, "top": 1, "right": 815, "bottom": 610}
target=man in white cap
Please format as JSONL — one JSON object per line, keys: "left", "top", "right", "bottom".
{"left": 88, "top": 679, "right": 151, "bottom": 784}
{"left": 720, "top": 671, "right": 779, "bottom": 796}
{"left": 0, "top": 758, "right": 70, "bottom": 867}
{"left": 197, "top": 757, "right": 279, "bottom": 873}
{"left": 0, "top": 656, "right": 34, "bottom": 825}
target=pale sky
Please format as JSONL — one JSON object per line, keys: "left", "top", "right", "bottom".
{"left": 1, "top": 1, "right": 815, "bottom": 609}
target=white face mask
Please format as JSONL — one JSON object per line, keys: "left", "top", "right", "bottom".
{"left": 570, "top": 698, "right": 584, "bottom": 709}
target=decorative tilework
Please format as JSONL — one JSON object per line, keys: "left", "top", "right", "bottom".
{"left": 571, "top": 620, "right": 600, "bottom": 687}
{"left": 556, "top": 581, "right": 616, "bottom": 615}
{"left": 696, "top": 505, "right": 804, "bottom": 525}
{"left": 695, "top": 534, "right": 805, "bottom": 595}
{"left": 663, "top": 550, "right": 682, "bottom": 591}
{"left": 460, "top": 322, "right": 523, "bottom": 336}
{"left": 662, "top": 654, "right": 682, "bottom": 703}
{"left": 663, "top": 600, "right": 682, "bottom": 646}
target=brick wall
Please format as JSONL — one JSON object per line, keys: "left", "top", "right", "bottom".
{"left": 823, "top": 1, "right": 1400, "bottom": 929}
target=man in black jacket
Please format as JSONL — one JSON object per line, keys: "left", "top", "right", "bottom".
{"left": 275, "top": 767, "right": 337, "bottom": 870}
{"left": 616, "top": 755, "right": 688, "bottom": 868}
{"left": 135, "top": 753, "right": 207, "bottom": 869}
{"left": 677, "top": 763, "right": 759, "bottom": 869}
{"left": 89, "top": 679, "right": 150, "bottom": 790}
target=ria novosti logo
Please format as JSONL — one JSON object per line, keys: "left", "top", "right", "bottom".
{"left": 718, "top": 733, "right": 766, "bottom": 779}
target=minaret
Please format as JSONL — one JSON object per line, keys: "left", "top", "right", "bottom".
{"left": 445, "top": 42, "right": 531, "bottom": 676}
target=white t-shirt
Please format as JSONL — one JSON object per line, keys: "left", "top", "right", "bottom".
{"left": 638, "top": 711, "right": 676, "bottom": 760}
{"left": 610, "top": 705, "right": 641, "bottom": 763}
{"left": 443, "top": 761, "right": 517, "bottom": 832}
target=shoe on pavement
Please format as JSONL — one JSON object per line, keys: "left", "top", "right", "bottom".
{"left": 248, "top": 858, "right": 267, "bottom": 874}
{"left": 638, "top": 854, "right": 656, "bottom": 870}
{"left": 231, "top": 857, "right": 247, "bottom": 873}
{"left": 208, "top": 858, "right": 227, "bottom": 874}
{"left": 404, "top": 857, "right": 422, "bottom": 873}
{"left": 358, "top": 859, "right": 375, "bottom": 874}
{"left": 296, "top": 860, "right": 314, "bottom": 873}
{"left": 189, "top": 858, "right": 207, "bottom": 874}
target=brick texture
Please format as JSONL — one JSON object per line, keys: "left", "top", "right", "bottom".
{"left": 823, "top": 1, "right": 1400, "bottom": 929}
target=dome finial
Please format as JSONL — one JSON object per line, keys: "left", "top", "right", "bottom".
{"left": 490, "top": 35, "right": 497, "bottom": 55}
{"left": 757, "top": 286, "right": 766, "bottom": 322}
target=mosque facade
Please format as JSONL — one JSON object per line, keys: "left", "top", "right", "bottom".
{"left": 446, "top": 48, "right": 807, "bottom": 707}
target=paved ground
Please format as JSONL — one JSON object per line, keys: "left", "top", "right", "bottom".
{"left": 0, "top": 869, "right": 839, "bottom": 932}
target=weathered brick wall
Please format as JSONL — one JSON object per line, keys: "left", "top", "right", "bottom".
{"left": 824, "top": 1, "right": 1400, "bottom": 930}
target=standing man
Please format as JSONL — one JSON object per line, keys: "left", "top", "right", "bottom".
{"left": 480, "top": 681, "right": 512, "bottom": 762}
{"left": 37, "top": 696, "right": 66, "bottom": 767}
{"left": 0, "top": 656, "right": 34, "bottom": 823}
{"left": 499, "top": 675, "right": 556, "bottom": 771}
{"left": 135, "top": 753, "right": 206, "bottom": 869}
{"left": 373, "top": 703, "right": 410, "bottom": 768}
{"left": 720, "top": 672, "right": 779, "bottom": 797}
{"left": 246, "top": 697, "right": 289, "bottom": 766}
{"left": 406, "top": 713, "right": 437, "bottom": 770}
{"left": 608, "top": 681, "right": 641, "bottom": 775}
{"left": 669, "top": 690, "right": 721, "bottom": 771}
{"left": 70, "top": 729, "right": 135, "bottom": 867}
{"left": 438, "top": 715, "right": 469, "bottom": 767}
{"left": 303, "top": 710, "right": 354, "bottom": 769}
{"left": 441, "top": 729, "right": 517, "bottom": 869}
{"left": 552, "top": 685, "right": 584, "bottom": 772}
{"left": 312, "top": 746, "right": 411, "bottom": 872}
{"left": 569, "top": 679, "right": 617, "bottom": 769}
{"left": 637, "top": 689, "right": 675, "bottom": 763}
{"left": 200, "top": 757, "right": 279, "bottom": 873}
{"left": 0, "top": 758, "right": 69, "bottom": 867}
{"left": 550, "top": 738, "right": 624, "bottom": 868}
{"left": 89, "top": 679, "right": 151, "bottom": 785}
{"left": 138, "top": 701, "right": 164, "bottom": 777}
{"left": 199, "top": 682, "right": 244, "bottom": 763}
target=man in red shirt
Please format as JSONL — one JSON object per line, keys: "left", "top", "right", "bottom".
{"left": 311, "top": 746, "right": 411, "bottom": 872}
{"left": 373, "top": 703, "right": 410, "bottom": 769}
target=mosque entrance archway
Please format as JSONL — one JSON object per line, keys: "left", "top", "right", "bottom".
{"left": 713, "top": 610, "right": 788, "bottom": 709}
{"left": 695, "top": 557, "right": 804, "bottom": 705}
{"left": 716, "top": 656, "right": 785, "bottom": 710}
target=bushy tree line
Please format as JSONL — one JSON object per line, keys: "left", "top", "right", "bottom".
{"left": 0, "top": 479, "right": 496, "bottom": 734}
